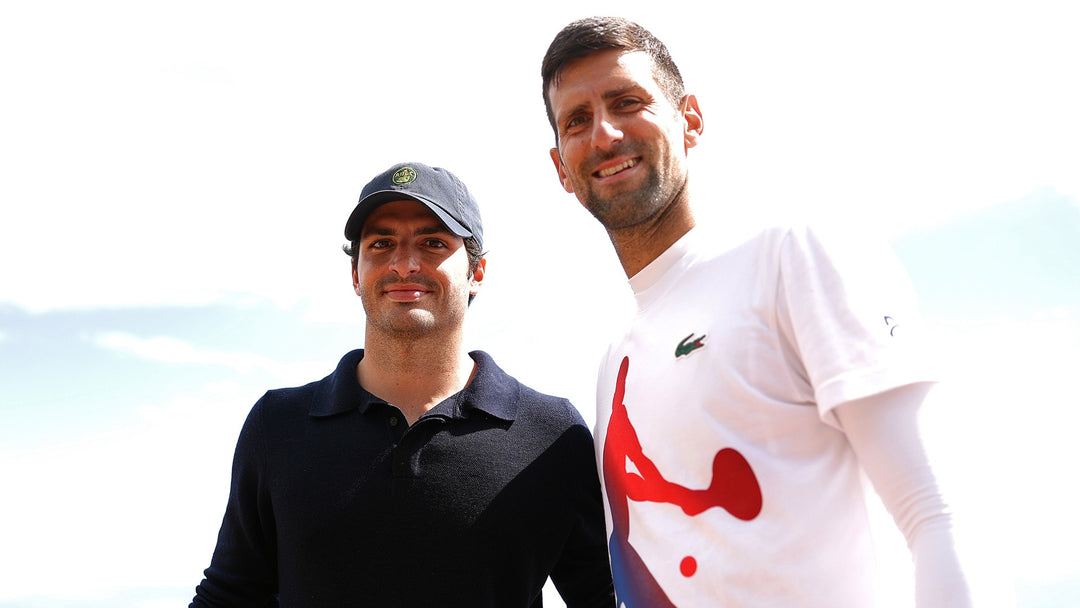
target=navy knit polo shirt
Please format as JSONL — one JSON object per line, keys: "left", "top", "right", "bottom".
{"left": 192, "top": 349, "right": 615, "bottom": 608}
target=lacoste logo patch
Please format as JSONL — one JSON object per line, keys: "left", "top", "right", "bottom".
{"left": 675, "top": 333, "right": 706, "bottom": 358}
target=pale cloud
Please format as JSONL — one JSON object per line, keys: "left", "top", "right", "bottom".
{"left": 92, "top": 331, "right": 329, "bottom": 387}
{"left": 94, "top": 332, "right": 276, "bottom": 373}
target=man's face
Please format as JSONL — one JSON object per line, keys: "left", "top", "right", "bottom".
{"left": 547, "top": 49, "right": 701, "bottom": 231}
{"left": 352, "top": 200, "right": 484, "bottom": 339}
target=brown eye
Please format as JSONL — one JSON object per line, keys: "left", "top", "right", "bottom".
{"left": 565, "top": 115, "right": 589, "bottom": 132}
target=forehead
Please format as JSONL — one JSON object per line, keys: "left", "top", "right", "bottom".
{"left": 361, "top": 200, "right": 450, "bottom": 234}
{"left": 548, "top": 49, "right": 660, "bottom": 107}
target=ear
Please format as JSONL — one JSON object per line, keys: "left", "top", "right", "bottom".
{"left": 549, "top": 148, "right": 575, "bottom": 194}
{"left": 682, "top": 94, "right": 704, "bottom": 150}
{"left": 351, "top": 258, "right": 361, "bottom": 296}
{"left": 469, "top": 257, "right": 487, "bottom": 296}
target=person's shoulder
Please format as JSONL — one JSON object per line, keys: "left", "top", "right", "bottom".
{"left": 246, "top": 380, "right": 322, "bottom": 432}
{"left": 511, "top": 386, "right": 593, "bottom": 447}
{"left": 516, "top": 383, "right": 583, "bottom": 422}
{"left": 683, "top": 219, "right": 794, "bottom": 259}
{"left": 253, "top": 349, "right": 363, "bottom": 417}
{"left": 258, "top": 379, "right": 319, "bottom": 406}
{"left": 775, "top": 219, "right": 902, "bottom": 273}
{"left": 471, "top": 351, "right": 587, "bottom": 429}
{"left": 508, "top": 383, "right": 595, "bottom": 455}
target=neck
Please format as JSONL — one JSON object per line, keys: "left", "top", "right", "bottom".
{"left": 608, "top": 194, "right": 695, "bottom": 278}
{"left": 357, "top": 329, "right": 476, "bottom": 425}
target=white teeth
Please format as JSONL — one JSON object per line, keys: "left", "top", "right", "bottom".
{"left": 597, "top": 159, "right": 636, "bottom": 178}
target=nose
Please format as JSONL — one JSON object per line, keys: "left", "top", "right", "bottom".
{"left": 591, "top": 113, "right": 623, "bottom": 150}
{"left": 388, "top": 244, "right": 421, "bottom": 276}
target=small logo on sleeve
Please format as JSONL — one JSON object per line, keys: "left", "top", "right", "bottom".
{"left": 675, "top": 333, "right": 707, "bottom": 358}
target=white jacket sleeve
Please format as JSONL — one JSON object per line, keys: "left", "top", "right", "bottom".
{"left": 834, "top": 382, "right": 973, "bottom": 608}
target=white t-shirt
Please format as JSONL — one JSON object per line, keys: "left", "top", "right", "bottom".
{"left": 593, "top": 224, "right": 934, "bottom": 607}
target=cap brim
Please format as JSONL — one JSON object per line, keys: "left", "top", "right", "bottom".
{"left": 344, "top": 191, "right": 472, "bottom": 241}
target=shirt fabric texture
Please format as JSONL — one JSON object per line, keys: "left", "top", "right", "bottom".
{"left": 593, "top": 224, "right": 936, "bottom": 607}
{"left": 191, "top": 349, "right": 615, "bottom": 608}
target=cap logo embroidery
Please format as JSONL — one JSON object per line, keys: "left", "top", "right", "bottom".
{"left": 392, "top": 167, "right": 417, "bottom": 185}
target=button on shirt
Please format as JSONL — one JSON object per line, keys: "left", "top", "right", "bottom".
{"left": 191, "top": 349, "right": 614, "bottom": 608}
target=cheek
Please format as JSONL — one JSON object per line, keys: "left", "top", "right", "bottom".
{"left": 558, "top": 150, "right": 588, "bottom": 187}
{"left": 564, "top": 142, "right": 586, "bottom": 168}
{"left": 354, "top": 263, "right": 377, "bottom": 288}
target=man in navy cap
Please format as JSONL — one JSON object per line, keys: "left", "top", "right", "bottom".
{"left": 191, "top": 162, "right": 615, "bottom": 608}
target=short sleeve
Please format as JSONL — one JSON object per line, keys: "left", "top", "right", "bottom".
{"left": 775, "top": 225, "right": 936, "bottom": 427}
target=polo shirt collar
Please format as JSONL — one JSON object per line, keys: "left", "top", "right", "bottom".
{"left": 308, "top": 349, "right": 519, "bottom": 422}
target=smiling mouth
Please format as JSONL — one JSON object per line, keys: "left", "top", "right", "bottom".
{"left": 384, "top": 288, "right": 429, "bottom": 303}
{"left": 595, "top": 158, "right": 638, "bottom": 178}
{"left": 379, "top": 279, "right": 435, "bottom": 301}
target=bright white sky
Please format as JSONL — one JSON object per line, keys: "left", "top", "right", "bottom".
{"left": 2, "top": 1, "right": 1078, "bottom": 607}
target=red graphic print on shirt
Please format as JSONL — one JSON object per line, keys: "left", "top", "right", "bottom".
{"left": 604, "top": 356, "right": 762, "bottom": 607}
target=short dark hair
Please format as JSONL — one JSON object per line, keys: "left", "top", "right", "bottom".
{"left": 342, "top": 236, "right": 485, "bottom": 304}
{"left": 541, "top": 16, "right": 686, "bottom": 140}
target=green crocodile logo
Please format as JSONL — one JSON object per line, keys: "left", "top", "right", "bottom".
{"left": 675, "top": 333, "right": 706, "bottom": 358}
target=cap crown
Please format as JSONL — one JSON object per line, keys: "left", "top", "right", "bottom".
{"left": 344, "top": 162, "right": 483, "bottom": 249}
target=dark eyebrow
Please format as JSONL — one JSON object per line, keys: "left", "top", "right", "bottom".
{"left": 417, "top": 225, "right": 450, "bottom": 235}
{"left": 557, "top": 101, "right": 590, "bottom": 125}
{"left": 602, "top": 84, "right": 642, "bottom": 102}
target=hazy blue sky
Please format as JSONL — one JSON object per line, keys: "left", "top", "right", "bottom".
{"left": 2, "top": 1, "right": 1077, "bottom": 606}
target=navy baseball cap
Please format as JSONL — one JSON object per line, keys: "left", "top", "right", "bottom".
{"left": 344, "top": 162, "right": 484, "bottom": 249}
